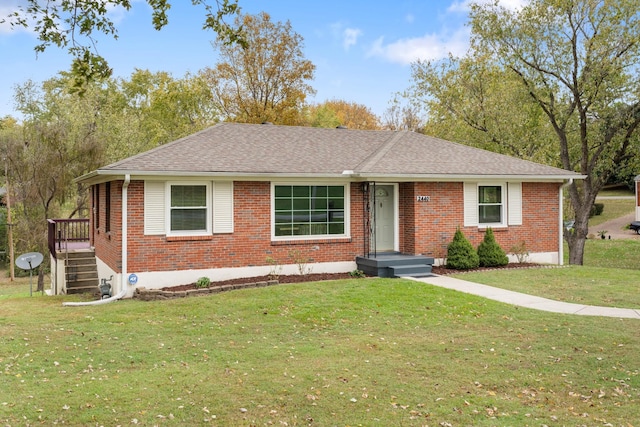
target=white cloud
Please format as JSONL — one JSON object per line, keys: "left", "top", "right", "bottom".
{"left": 342, "top": 27, "right": 362, "bottom": 50}
{"left": 405, "top": 14, "right": 415, "bottom": 24}
{"left": 448, "top": 0, "right": 528, "bottom": 13}
{"left": 330, "top": 22, "right": 363, "bottom": 51}
{"left": 367, "top": 27, "right": 470, "bottom": 65}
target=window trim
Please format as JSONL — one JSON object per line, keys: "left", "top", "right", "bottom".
{"left": 271, "top": 182, "right": 350, "bottom": 241}
{"left": 165, "top": 181, "right": 212, "bottom": 236}
{"left": 477, "top": 183, "right": 507, "bottom": 228}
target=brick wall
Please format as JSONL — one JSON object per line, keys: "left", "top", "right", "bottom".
{"left": 91, "top": 181, "right": 122, "bottom": 271}
{"left": 399, "top": 182, "right": 561, "bottom": 259}
{"left": 101, "top": 181, "right": 367, "bottom": 274}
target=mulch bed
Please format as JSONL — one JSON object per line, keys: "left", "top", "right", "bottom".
{"left": 162, "top": 263, "right": 540, "bottom": 292}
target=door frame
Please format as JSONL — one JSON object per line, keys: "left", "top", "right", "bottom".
{"left": 370, "top": 182, "right": 399, "bottom": 254}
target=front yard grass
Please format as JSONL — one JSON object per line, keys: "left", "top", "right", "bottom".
{"left": 1, "top": 277, "right": 639, "bottom": 426}
{"left": 2, "top": 237, "right": 640, "bottom": 425}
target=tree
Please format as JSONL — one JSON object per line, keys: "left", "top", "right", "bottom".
{"left": 412, "top": 0, "right": 640, "bottom": 265}
{"left": 3, "top": 1, "right": 244, "bottom": 90}
{"left": 410, "top": 55, "right": 558, "bottom": 165}
{"left": 381, "top": 96, "right": 426, "bottom": 132}
{"left": 201, "top": 12, "right": 316, "bottom": 125}
{"left": 1, "top": 79, "right": 104, "bottom": 258}
{"left": 116, "top": 69, "right": 219, "bottom": 156}
{"left": 308, "top": 100, "right": 380, "bottom": 130}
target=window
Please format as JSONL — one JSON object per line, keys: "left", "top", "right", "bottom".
{"left": 274, "top": 184, "right": 346, "bottom": 237}
{"left": 145, "top": 181, "right": 232, "bottom": 236}
{"left": 170, "top": 184, "right": 208, "bottom": 233}
{"left": 464, "top": 182, "right": 521, "bottom": 227}
{"left": 478, "top": 185, "right": 504, "bottom": 224}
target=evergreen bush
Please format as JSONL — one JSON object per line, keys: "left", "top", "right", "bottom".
{"left": 446, "top": 228, "right": 479, "bottom": 270}
{"left": 477, "top": 228, "right": 509, "bottom": 267}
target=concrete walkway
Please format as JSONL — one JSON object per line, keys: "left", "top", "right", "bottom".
{"left": 411, "top": 275, "right": 640, "bottom": 319}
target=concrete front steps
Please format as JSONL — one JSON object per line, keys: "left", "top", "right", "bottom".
{"left": 355, "top": 253, "right": 435, "bottom": 278}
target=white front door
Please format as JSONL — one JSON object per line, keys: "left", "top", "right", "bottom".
{"left": 372, "top": 185, "right": 395, "bottom": 252}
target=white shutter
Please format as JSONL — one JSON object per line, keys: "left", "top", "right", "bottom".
{"left": 213, "top": 181, "right": 234, "bottom": 233}
{"left": 463, "top": 182, "right": 478, "bottom": 226}
{"left": 144, "top": 181, "right": 166, "bottom": 235}
{"left": 508, "top": 182, "right": 523, "bottom": 225}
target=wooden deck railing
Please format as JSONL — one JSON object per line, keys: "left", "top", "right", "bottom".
{"left": 47, "top": 219, "right": 90, "bottom": 259}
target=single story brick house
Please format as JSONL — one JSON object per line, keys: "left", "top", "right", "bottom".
{"left": 73, "top": 122, "right": 581, "bottom": 297}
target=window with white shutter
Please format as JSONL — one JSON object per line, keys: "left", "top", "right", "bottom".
{"left": 144, "top": 180, "right": 234, "bottom": 235}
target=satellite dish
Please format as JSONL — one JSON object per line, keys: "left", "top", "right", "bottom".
{"left": 16, "top": 252, "right": 44, "bottom": 271}
{"left": 15, "top": 252, "right": 44, "bottom": 297}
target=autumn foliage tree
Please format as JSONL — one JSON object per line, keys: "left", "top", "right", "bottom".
{"left": 308, "top": 100, "right": 380, "bottom": 130}
{"left": 381, "top": 97, "right": 425, "bottom": 132}
{"left": 201, "top": 12, "right": 316, "bottom": 125}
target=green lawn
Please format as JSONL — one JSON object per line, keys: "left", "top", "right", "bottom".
{"left": 1, "top": 277, "right": 640, "bottom": 426}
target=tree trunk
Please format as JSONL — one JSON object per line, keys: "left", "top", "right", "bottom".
{"left": 566, "top": 230, "right": 587, "bottom": 265}
{"left": 565, "top": 180, "right": 599, "bottom": 265}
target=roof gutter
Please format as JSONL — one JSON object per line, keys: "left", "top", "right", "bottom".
{"left": 77, "top": 170, "right": 586, "bottom": 184}
{"left": 558, "top": 178, "right": 574, "bottom": 266}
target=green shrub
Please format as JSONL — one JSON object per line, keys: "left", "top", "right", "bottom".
{"left": 195, "top": 277, "right": 211, "bottom": 288}
{"left": 446, "top": 228, "right": 479, "bottom": 270}
{"left": 589, "top": 203, "right": 605, "bottom": 217}
{"left": 477, "top": 228, "right": 509, "bottom": 267}
{"left": 349, "top": 269, "right": 366, "bottom": 278}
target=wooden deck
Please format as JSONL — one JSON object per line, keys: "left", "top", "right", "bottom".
{"left": 47, "top": 219, "right": 90, "bottom": 258}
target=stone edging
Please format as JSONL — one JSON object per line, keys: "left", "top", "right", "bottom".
{"left": 134, "top": 280, "right": 280, "bottom": 301}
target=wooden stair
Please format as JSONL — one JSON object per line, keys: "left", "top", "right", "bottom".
{"left": 64, "top": 250, "right": 99, "bottom": 295}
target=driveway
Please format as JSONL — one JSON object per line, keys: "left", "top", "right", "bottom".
{"left": 587, "top": 196, "right": 639, "bottom": 240}
{"left": 588, "top": 211, "right": 640, "bottom": 240}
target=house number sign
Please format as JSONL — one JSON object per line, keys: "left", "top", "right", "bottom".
{"left": 416, "top": 196, "right": 431, "bottom": 202}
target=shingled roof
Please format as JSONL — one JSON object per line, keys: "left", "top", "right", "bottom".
{"left": 81, "top": 122, "right": 581, "bottom": 181}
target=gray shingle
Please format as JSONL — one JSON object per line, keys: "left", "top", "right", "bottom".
{"left": 98, "top": 122, "right": 579, "bottom": 179}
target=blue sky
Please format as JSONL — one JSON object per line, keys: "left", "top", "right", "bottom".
{"left": 0, "top": 0, "right": 524, "bottom": 120}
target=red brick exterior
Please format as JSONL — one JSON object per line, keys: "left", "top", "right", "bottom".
{"left": 398, "top": 182, "right": 561, "bottom": 259}
{"left": 92, "top": 181, "right": 367, "bottom": 273}
{"left": 90, "top": 179, "right": 561, "bottom": 274}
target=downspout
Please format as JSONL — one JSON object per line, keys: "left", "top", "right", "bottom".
{"left": 558, "top": 179, "right": 573, "bottom": 266}
{"left": 63, "top": 174, "right": 131, "bottom": 307}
